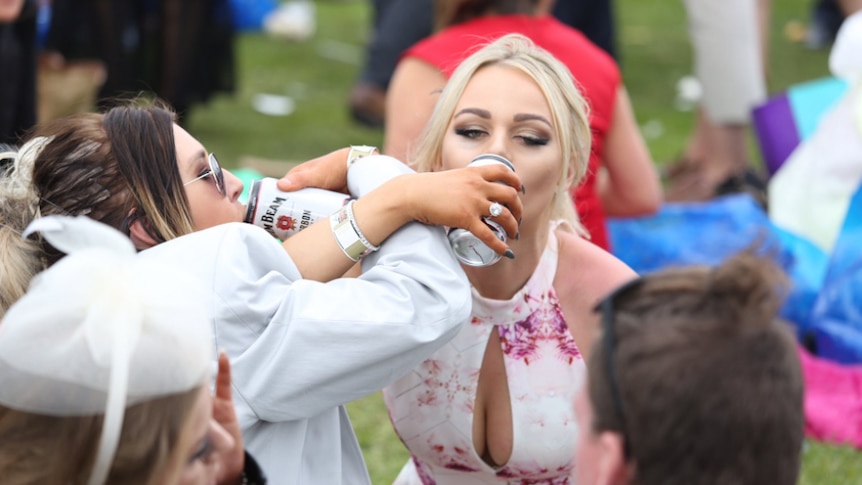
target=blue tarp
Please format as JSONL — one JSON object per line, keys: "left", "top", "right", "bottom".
{"left": 608, "top": 192, "right": 862, "bottom": 364}
{"left": 809, "top": 184, "right": 862, "bottom": 364}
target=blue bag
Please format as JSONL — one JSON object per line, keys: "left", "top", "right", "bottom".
{"left": 608, "top": 194, "right": 829, "bottom": 338}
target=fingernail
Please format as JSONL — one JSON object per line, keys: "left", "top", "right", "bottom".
{"left": 504, "top": 249, "right": 515, "bottom": 259}
{"left": 518, "top": 217, "right": 522, "bottom": 227}
{"left": 521, "top": 184, "right": 526, "bottom": 194}
{"left": 515, "top": 231, "right": 520, "bottom": 240}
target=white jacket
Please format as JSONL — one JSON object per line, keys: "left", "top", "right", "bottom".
{"left": 140, "top": 156, "right": 471, "bottom": 484}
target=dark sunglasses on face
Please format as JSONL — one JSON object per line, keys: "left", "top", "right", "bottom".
{"left": 184, "top": 153, "right": 226, "bottom": 197}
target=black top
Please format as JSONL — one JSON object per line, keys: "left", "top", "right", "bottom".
{"left": 0, "top": 0, "right": 37, "bottom": 145}
{"left": 44, "top": 0, "right": 235, "bottom": 118}
{"left": 243, "top": 450, "right": 268, "bottom": 485}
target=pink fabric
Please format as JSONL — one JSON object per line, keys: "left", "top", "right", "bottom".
{"left": 799, "top": 345, "right": 862, "bottom": 448}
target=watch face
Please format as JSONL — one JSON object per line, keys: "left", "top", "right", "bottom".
{"left": 347, "top": 145, "right": 378, "bottom": 167}
{"left": 448, "top": 229, "right": 501, "bottom": 267}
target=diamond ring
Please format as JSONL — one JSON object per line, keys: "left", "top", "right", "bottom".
{"left": 489, "top": 202, "right": 504, "bottom": 218}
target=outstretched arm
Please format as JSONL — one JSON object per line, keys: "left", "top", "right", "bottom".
{"left": 277, "top": 150, "right": 523, "bottom": 282}
{"left": 177, "top": 155, "right": 522, "bottom": 422}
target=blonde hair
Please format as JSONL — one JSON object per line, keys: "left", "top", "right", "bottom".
{"left": 0, "top": 140, "right": 48, "bottom": 317}
{"left": 0, "top": 386, "right": 202, "bottom": 485}
{"left": 410, "top": 33, "right": 591, "bottom": 232}
{"left": 0, "top": 199, "right": 40, "bottom": 318}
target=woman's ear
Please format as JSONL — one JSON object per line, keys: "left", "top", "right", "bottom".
{"left": 596, "top": 431, "right": 632, "bottom": 485}
{"left": 128, "top": 216, "right": 159, "bottom": 250}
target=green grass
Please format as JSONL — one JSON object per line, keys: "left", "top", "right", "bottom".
{"left": 189, "top": 0, "right": 838, "bottom": 169}
{"left": 184, "top": 0, "right": 860, "bottom": 483}
{"left": 187, "top": 0, "right": 383, "bottom": 165}
{"left": 800, "top": 440, "right": 862, "bottom": 485}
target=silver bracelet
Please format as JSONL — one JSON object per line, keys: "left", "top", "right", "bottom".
{"left": 330, "top": 201, "right": 377, "bottom": 261}
{"left": 346, "top": 145, "right": 378, "bottom": 169}
{"left": 345, "top": 199, "right": 380, "bottom": 254}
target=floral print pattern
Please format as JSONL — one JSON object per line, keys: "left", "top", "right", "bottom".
{"left": 384, "top": 226, "right": 585, "bottom": 485}
{"left": 497, "top": 291, "right": 581, "bottom": 365}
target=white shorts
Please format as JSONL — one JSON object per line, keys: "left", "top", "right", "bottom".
{"left": 683, "top": 0, "right": 767, "bottom": 124}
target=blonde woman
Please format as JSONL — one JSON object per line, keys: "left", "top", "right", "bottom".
{"left": 382, "top": 34, "right": 637, "bottom": 483}
{"left": 384, "top": 0, "right": 661, "bottom": 252}
{"left": 282, "top": 33, "right": 640, "bottom": 484}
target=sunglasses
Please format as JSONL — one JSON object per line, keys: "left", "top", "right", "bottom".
{"left": 184, "top": 153, "right": 226, "bottom": 197}
{"left": 594, "top": 276, "right": 646, "bottom": 458}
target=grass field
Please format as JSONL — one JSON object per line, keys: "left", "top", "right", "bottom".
{"left": 185, "top": 1, "right": 862, "bottom": 483}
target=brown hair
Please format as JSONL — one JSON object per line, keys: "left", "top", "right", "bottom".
{"left": 588, "top": 253, "right": 804, "bottom": 485}
{"left": 0, "top": 386, "right": 201, "bottom": 485}
{"left": 0, "top": 101, "right": 197, "bottom": 314}
{"left": 31, "top": 103, "right": 196, "bottom": 263}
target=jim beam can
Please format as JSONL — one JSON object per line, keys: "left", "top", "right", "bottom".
{"left": 447, "top": 154, "right": 514, "bottom": 267}
{"left": 244, "top": 177, "right": 351, "bottom": 240}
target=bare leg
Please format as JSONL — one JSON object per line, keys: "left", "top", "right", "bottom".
{"left": 759, "top": 0, "right": 772, "bottom": 81}
{"left": 682, "top": 109, "right": 711, "bottom": 163}
{"left": 667, "top": 0, "right": 767, "bottom": 202}
{"left": 838, "top": 0, "right": 862, "bottom": 15}
{"left": 699, "top": 119, "right": 749, "bottom": 185}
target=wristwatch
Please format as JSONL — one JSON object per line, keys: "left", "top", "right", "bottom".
{"left": 346, "top": 145, "right": 379, "bottom": 168}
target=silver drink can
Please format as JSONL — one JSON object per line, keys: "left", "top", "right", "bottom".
{"left": 447, "top": 154, "right": 514, "bottom": 267}
{"left": 244, "top": 177, "right": 351, "bottom": 240}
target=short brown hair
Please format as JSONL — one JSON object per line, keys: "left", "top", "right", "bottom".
{"left": 588, "top": 253, "right": 804, "bottom": 485}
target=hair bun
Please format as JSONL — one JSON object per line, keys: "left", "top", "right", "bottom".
{"left": 709, "top": 252, "right": 788, "bottom": 330}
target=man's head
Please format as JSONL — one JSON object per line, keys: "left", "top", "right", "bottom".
{"left": 574, "top": 253, "right": 804, "bottom": 485}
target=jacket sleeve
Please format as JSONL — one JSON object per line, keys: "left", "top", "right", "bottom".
{"left": 216, "top": 156, "right": 471, "bottom": 422}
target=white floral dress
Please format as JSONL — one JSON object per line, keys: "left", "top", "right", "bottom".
{"left": 383, "top": 226, "right": 585, "bottom": 484}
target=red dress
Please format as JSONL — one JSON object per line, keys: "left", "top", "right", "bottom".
{"left": 405, "top": 15, "right": 619, "bottom": 251}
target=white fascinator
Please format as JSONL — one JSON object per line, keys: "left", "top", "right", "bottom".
{"left": 0, "top": 215, "right": 213, "bottom": 485}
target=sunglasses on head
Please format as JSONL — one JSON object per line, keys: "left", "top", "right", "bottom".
{"left": 594, "top": 276, "right": 646, "bottom": 458}
{"left": 184, "top": 153, "right": 226, "bottom": 197}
